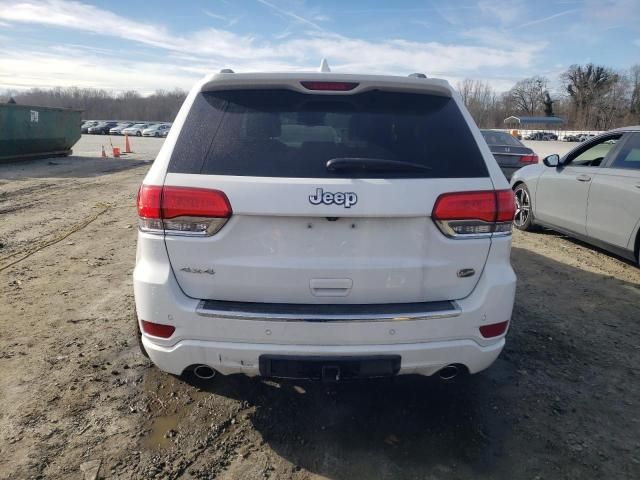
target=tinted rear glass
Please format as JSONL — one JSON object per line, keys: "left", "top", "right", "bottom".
{"left": 169, "top": 89, "right": 488, "bottom": 178}
{"left": 481, "top": 130, "right": 523, "bottom": 147}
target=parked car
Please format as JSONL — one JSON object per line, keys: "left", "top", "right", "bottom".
{"left": 526, "top": 131, "right": 557, "bottom": 141}
{"left": 578, "top": 133, "right": 596, "bottom": 142}
{"left": 561, "top": 134, "right": 579, "bottom": 142}
{"left": 109, "top": 122, "right": 134, "bottom": 135}
{"left": 134, "top": 68, "right": 517, "bottom": 382}
{"left": 122, "top": 123, "right": 151, "bottom": 136}
{"left": 481, "top": 129, "right": 539, "bottom": 180}
{"left": 81, "top": 121, "right": 99, "bottom": 134}
{"left": 142, "top": 123, "right": 171, "bottom": 137}
{"left": 87, "top": 121, "right": 119, "bottom": 134}
{"left": 511, "top": 127, "right": 640, "bottom": 265}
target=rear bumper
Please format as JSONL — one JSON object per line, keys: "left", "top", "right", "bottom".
{"left": 142, "top": 336, "right": 504, "bottom": 377}
{"left": 134, "top": 233, "right": 516, "bottom": 377}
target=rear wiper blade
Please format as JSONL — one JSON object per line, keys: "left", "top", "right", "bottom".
{"left": 326, "top": 157, "right": 431, "bottom": 172}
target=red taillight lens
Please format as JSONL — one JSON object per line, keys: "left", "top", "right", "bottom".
{"left": 496, "top": 189, "right": 516, "bottom": 222}
{"left": 137, "top": 185, "right": 232, "bottom": 236}
{"left": 432, "top": 190, "right": 514, "bottom": 238}
{"left": 519, "top": 154, "right": 539, "bottom": 164}
{"left": 300, "top": 81, "right": 359, "bottom": 91}
{"left": 141, "top": 320, "right": 175, "bottom": 338}
{"left": 432, "top": 191, "right": 497, "bottom": 222}
{"left": 161, "top": 186, "right": 231, "bottom": 219}
{"left": 137, "top": 185, "right": 162, "bottom": 219}
{"left": 479, "top": 321, "right": 509, "bottom": 338}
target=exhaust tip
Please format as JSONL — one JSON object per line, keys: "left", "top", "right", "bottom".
{"left": 438, "top": 364, "right": 459, "bottom": 381}
{"left": 193, "top": 365, "right": 216, "bottom": 380}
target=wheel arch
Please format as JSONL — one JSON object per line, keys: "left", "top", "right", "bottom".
{"left": 511, "top": 180, "right": 525, "bottom": 190}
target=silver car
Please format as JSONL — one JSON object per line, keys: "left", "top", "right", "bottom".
{"left": 511, "top": 126, "right": 640, "bottom": 266}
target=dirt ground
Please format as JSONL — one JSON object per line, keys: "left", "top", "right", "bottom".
{"left": 1, "top": 137, "right": 639, "bottom": 479}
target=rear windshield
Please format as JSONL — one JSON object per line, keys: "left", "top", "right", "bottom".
{"left": 168, "top": 89, "right": 488, "bottom": 178}
{"left": 481, "top": 130, "right": 523, "bottom": 147}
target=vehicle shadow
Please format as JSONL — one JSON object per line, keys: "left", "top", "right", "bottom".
{"left": 521, "top": 227, "right": 638, "bottom": 267}
{"left": 0, "top": 155, "right": 151, "bottom": 180}
{"left": 182, "top": 367, "right": 510, "bottom": 479}
{"left": 169, "top": 247, "right": 640, "bottom": 479}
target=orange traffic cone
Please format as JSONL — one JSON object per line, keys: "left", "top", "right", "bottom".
{"left": 101, "top": 145, "right": 107, "bottom": 158}
{"left": 124, "top": 134, "right": 132, "bottom": 153}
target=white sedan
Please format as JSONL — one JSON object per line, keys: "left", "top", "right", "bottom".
{"left": 122, "top": 123, "right": 151, "bottom": 137}
{"left": 511, "top": 126, "right": 640, "bottom": 265}
{"left": 142, "top": 124, "right": 171, "bottom": 137}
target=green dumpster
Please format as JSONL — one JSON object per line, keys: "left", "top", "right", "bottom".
{"left": 0, "top": 103, "right": 83, "bottom": 161}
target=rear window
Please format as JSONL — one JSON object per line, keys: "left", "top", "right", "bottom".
{"left": 481, "top": 130, "right": 523, "bottom": 147}
{"left": 168, "top": 89, "right": 488, "bottom": 178}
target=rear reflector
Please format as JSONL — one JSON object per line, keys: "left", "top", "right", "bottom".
{"left": 137, "top": 185, "right": 232, "bottom": 236}
{"left": 141, "top": 320, "right": 175, "bottom": 338}
{"left": 300, "top": 81, "right": 359, "bottom": 91}
{"left": 432, "top": 190, "right": 515, "bottom": 238}
{"left": 519, "top": 154, "right": 539, "bottom": 165}
{"left": 479, "top": 321, "right": 509, "bottom": 338}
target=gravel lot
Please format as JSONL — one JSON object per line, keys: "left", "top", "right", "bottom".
{"left": 0, "top": 136, "right": 638, "bottom": 479}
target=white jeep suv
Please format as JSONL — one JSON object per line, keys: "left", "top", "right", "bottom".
{"left": 134, "top": 68, "right": 516, "bottom": 382}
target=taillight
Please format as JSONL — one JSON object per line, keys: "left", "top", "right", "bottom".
{"left": 137, "top": 185, "right": 232, "bottom": 236}
{"left": 519, "top": 154, "right": 539, "bottom": 165}
{"left": 141, "top": 320, "right": 175, "bottom": 338}
{"left": 432, "top": 189, "right": 515, "bottom": 238}
{"left": 479, "top": 321, "right": 509, "bottom": 338}
{"left": 300, "top": 81, "right": 359, "bottom": 91}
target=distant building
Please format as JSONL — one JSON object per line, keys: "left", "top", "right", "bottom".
{"left": 504, "top": 116, "right": 565, "bottom": 128}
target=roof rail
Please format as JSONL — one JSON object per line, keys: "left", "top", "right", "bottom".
{"left": 220, "top": 68, "right": 234, "bottom": 74}
{"left": 409, "top": 73, "right": 427, "bottom": 78}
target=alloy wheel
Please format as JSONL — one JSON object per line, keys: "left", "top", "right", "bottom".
{"left": 514, "top": 187, "right": 530, "bottom": 228}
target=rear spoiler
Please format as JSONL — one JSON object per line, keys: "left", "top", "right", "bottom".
{"left": 200, "top": 72, "right": 454, "bottom": 98}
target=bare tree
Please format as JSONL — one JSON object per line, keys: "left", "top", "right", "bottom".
{"left": 563, "top": 64, "right": 618, "bottom": 129}
{"left": 506, "top": 76, "right": 548, "bottom": 116}
{"left": 629, "top": 65, "right": 640, "bottom": 122}
{"left": 0, "top": 87, "right": 187, "bottom": 122}
{"left": 457, "top": 79, "right": 496, "bottom": 127}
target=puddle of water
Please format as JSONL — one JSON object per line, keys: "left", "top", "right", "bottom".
{"left": 143, "top": 414, "right": 180, "bottom": 449}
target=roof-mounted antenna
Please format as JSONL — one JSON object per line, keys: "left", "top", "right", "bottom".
{"left": 220, "top": 68, "right": 234, "bottom": 74}
{"left": 319, "top": 58, "right": 331, "bottom": 73}
{"left": 409, "top": 73, "right": 427, "bottom": 78}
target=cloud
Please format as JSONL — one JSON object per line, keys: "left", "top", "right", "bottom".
{"left": 477, "top": 0, "right": 526, "bottom": 25}
{"left": 518, "top": 9, "right": 580, "bottom": 28}
{"left": 202, "top": 10, "right": 240, "bottom": 27}
{"left": 0, "top": 0, "right": 545, "bottom": 93}
{"left": 0, "top": 49, "right": 199, "bottom": 92}
{"left": 255, "top": 0, "right": 327, "bottom": 32}
{"left": 584, "top": 0, "right": 640, "bottom": 29}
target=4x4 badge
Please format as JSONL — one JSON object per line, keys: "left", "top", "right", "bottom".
{"left": 309, "top": 188, "right": 358, "bottom": 208}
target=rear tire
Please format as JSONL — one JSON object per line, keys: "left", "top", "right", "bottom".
{"left": 136, "top": 131, "right": 142, "bottom": 137}
{"left": 513, "top": 183, "right": 535, "bottom": 231}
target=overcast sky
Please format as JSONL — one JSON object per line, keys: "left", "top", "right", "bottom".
{"left": 1, "top": 0, "right": 639, "bottom": 94}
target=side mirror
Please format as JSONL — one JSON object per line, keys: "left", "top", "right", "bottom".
{"left": 543, "top": 154, "right": 560, "bottom": 167}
